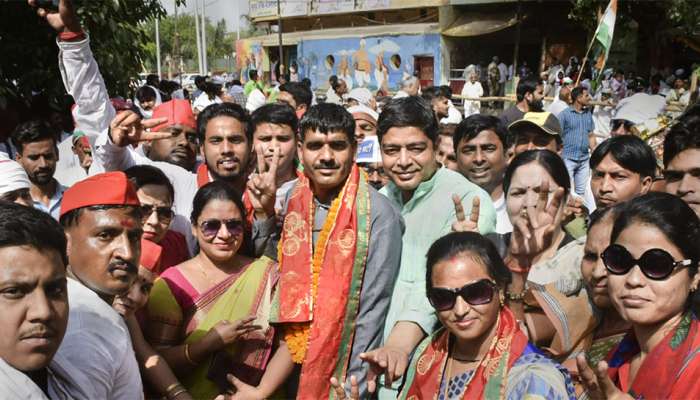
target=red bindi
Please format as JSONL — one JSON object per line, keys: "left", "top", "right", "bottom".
{"left": 120, "top": 219, "right": 135, "bottom": 229}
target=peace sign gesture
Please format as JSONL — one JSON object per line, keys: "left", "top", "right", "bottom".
{"left": 508, "top": 180, "right": 565, "bottom": 261}
{"left": 330, "top": 376, "right": 360, "bottom": 400}
{"left": 109, "top": 110, "right": 171, "bottom": 147}
{"left": 576, "top": 355, "right": 634, "bottom": 400}
{"left": 246, "top": 144, "right": 280, "bottom": 219}
{"left": 451, "top": 195, "right": 481, "bottom": 233}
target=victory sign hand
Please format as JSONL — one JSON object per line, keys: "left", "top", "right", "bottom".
{"left": 451, "top": 195, "right": 481, "bottom": 233}
{"left": 246, "top": 144, "right": 279, "bottom": 220}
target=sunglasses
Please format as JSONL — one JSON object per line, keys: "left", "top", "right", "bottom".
{"left": 601, "top": 244, "right": 693, "bottom": 280}
{"left": 427, "top": 279, "right": 497, "bottom": 312}
{"left": 199, "top": 219, "right": 245, "bottom": 237}
{"left": 611, "top": 120, "right": 634, "bottom": 131}
{"left": 140, "top": 204, "right": 174, "bottom": 221}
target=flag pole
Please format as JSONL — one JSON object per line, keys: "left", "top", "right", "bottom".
{"left": 575, "top": 34, "right": 597, "bottom": 87}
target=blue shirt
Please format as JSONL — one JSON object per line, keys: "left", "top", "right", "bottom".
{"left": 32, "top": 181, "right": 66, "bottom": 221}
{"left": 558, "top": 106, "right": 594, "bottom": 161}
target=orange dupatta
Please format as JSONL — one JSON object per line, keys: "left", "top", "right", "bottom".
{"left": 269, "top": 165, "right": 370, "bottom": 399}
{"left": 399, "top": 307, "right": 528, "bottom": 399}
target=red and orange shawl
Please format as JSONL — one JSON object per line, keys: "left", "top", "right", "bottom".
{"left": 605, "top": 311, "right": 700, "bottom": 398}
{"left": 269, "top": 165, "right": 371, "bottom": 399}
{"left": 399, "top": 307, "right": 528, "bottom": 399}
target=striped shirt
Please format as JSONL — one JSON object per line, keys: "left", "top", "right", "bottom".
{"left": 558, "top": 106, "right": 594, "bottom": 160}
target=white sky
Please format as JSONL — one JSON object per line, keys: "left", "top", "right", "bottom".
{"left": 160, "top": 0, "right": 250, "bottom": 33}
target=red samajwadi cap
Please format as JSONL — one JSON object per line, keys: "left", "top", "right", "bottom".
{"left": 151, "top": 99, "right": 196, "bottom": 133}
{"left": 140, "top": 239, "right": 163, "bottom": 274}
{"left": 60, "top": 171, "right": 141, "bottom": 218}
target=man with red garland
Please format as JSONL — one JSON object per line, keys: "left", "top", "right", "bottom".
{"left": 229, "top": 103, "right": 403, "bottom": 399}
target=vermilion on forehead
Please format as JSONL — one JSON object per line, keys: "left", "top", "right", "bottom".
{"left": 120, "top": 219, "right": 136, "bottom": 229}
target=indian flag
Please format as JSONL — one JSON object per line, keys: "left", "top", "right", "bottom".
{"left": 591, "top": 0, "right": 618, "bottom": 73}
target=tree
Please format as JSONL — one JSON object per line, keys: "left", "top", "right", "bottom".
{"left": 0, "top": 0, "right": 179, "bottom": 106}
{"left": 141, "top": 14, "right": 232, "bottom": 73}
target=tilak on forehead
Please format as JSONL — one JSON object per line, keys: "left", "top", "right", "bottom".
{"left": 60, "top": 171, "right": 141, "bottom": 218}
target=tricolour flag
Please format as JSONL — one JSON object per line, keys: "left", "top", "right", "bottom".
{"left": 591, "top": 0, "right": 618, "bottom": 75}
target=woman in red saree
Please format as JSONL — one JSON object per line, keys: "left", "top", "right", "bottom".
{"left": 398, "top": 232, "right": 576, "bottom": 400}
{"left": 578, "top": 193, "right": 700, "bottom": 399}
{"left": 146, "top": 181, "right": 277, "bottom": 399}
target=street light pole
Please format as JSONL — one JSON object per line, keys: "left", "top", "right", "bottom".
{"left": 155, "top": 17, "right": 162, "bottom": 78}
{"left": 201, "top": 0, "right": 208, "bottom": 75}
{"left": 194, "top": 0, "right": 203, "bottom": 75}
{"left": 277, "top": 0, "right": 283, "bottom": 75}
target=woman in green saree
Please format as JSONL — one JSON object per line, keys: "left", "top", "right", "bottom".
{"left": 146, "top": 181, "right": 277, "bottom": 399}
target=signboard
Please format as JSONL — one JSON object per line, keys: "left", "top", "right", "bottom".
{"left": 249, "top": 0, "right": 308, "bottom": 18}
{"left": 313, "top": 0, "right": 354, "bottom": 15}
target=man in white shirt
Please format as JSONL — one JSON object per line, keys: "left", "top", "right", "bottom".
{"left": 0, "top": 203, "right": 85, "bottom": 399}
{"left": 55, "top": 171, "right": 144, "bottom": 399}
{"left": 461, "top": 70, "right": 484, "bottom": 117}
{"left": 393, "top": 76, "right": 419, "bottom": 99}
{"left": 546, "top": 85, "right": 571, "bottom": 118}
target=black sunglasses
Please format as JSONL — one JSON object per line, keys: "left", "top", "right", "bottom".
{"left": 199, "top": 219, "right": 244, "bottom": 237}
{"left": 140, "top": 204, "right": 174, "bottom": 221}
{"left": 427, "top": 279, "right": 497, "bottom": 311}
{"left": 601, "top": 244, "right": 693, "bottom": 280}
{"left": 611, "top": 119, "right": 634, "bottom": 131}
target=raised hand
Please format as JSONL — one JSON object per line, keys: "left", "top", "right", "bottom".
{"left": 206, "top": 317, "right": 262, "bottom": 350}
{"left": 330, "top": 375, "right": 360, "bottom": 400}
{"left": 509, "top": 180, "right": 565, "bottom": 261}
{"left": 451, "top": 195, "right": 480, "bottom": 233}
{"left": 562, "top": 195, "right": 586, "bottom": 224}
{"left": 28, "top": 0, "right": 81, "bottom": 33}
{"left": 359, "top": 346, "right": 409, "bottom": 393}
{"left": 109, "top": 110, "right": 170, "bottom": 147}
{"left": 246, "top": 144, "right": 279, "bottom": 220}
{"left": 576, "top": 354, "right": 634, "bottom": 400}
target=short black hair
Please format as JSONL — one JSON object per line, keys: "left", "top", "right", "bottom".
{"left": 191, "top": 180, "right": 246, "bottom": 224}
{"left": 60, "top": 205, "right": 142, "bottom": 229}
{"left": 301, "top": 78, "right": 312, "bottom": 88}
{"left": 590, "top": 136, "right": 656, "bottom": 178}
{"left": 196, "top": 102, "right": 251, "bottom": 144}
{"left": 248, "top": 69, "right": 258, "bottom": 81}
{"left": 439, "top": 85, "right": 453, "bottom": 100}
{"left": 124, "top": 165, "right": 175, "bottom": 203}
{"left": 11, "top": 119, "right": 57, "bottom": 154}
{"left": 504, "top": 149, "right": 571, "bottom": 197}
{"left": 377, "top": 96, "right": 438, "bottom": 143}
{"left": 279, "top": 82, "right": 312, "bottom": 109}
{"left": 249, "top": 103, "right": 299, "bottom": 138}
{"left": 453, "top": 114, "right": 508, "bottom": 154}
{"left": 136, "top": 86, "right": 156, "bottom": 103}
{"left": 571, "top": 86, "right": 588, "bottom": 102}
{"left": 426, "top": 232, "right": 511, "bottom": 292}
{"left": 0, "top": 203, "right": 67, "bottom": 266}
{"left": 611, "top": 192, "right": 700, "bottom": 277}
{"left": 421, "top": 86, "right": 446, "bottom": 102}
{"left": 299, "top": 103, "right": 356, "bottom": 143}
{"left": 664, "top": 109, "right": 700, "bottom": 167}
{"left": 146, "top": 74, "right": 160, "bottom": 87}
{"left": 516, "top": 79, "right": 541, "bottom": 102}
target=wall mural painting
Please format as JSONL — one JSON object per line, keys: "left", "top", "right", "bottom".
{"left": 235, "top": 40, "right": 270, "bottom": 83}
{"left": 297, "top": 34, "right": 441, "bottom": 91}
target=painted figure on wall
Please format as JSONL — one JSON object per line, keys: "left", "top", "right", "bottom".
{"left": 338, "top": 55, "right": 354, "bottom": 90}
{"left": 374, "top": 51, "right": 389, "bottom": 93}
{"left": 353, "top": 39, "right": 372, "bottom": 87}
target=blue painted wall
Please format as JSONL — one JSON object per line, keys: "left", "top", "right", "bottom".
{"left": 295, "top": 33, "right": 441, "bottom": 91}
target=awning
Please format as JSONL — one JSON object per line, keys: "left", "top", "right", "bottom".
{"left": 442, "top": 12, "right": 519, "bottom": 37}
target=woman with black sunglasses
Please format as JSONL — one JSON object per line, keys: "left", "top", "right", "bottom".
{"left": 577, "top": 192, "right": 700, "bottom": 399}
{"left": 397, "top": 232, "right": 576, "bottom": 399}
{"left": 145, "top": 181, "right": 277, "bottom": 399}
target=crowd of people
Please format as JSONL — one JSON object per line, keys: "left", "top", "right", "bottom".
{"left": 2, "top": 1, "right": 700, "bottom": 399}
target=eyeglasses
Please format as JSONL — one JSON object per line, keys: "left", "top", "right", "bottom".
{"left": 361, "top": 165, "right": 387, "bottom": 177}
{"left": 427, "top": 279, "right": 497, "bottom": 311}
{"left": 610, "top": 119, "right": 634, "bottom": 131}
{"left": 601, "top": 244, "right": 693, "bottom": 280}
{"left": 199, "top": 219, "right": 245, "bottom": 237}
{"left": 140, "top": 204, "right": 174, "bottom": 221}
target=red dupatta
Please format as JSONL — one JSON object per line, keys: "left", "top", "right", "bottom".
{"left": 605, "top": 311, "right": 700, "bottom": 399}
{"left": 400, "top": 307, "right": 528, "bottom": 399}
{"left": 269, "top": 165, "right": 370, "bottom": 399}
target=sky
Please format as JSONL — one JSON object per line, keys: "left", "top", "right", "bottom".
{"left": 160, "top": 0, "right": 250, "bottom": 33}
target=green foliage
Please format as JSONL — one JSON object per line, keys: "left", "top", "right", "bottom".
{"left": 0, "top": 0, "right": 178, "bottom": 106}
{"left": 141, "top": 14, "right": 232, "bottom": 73}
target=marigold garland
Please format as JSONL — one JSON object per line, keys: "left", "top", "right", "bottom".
{"left": 284, "top": 188, "right": 346, "bottom": 363}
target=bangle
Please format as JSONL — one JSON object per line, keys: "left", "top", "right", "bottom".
{"left": 169, "top": 388, "right": 187, "bottom": 399}
{"left": 505, "top": 255, "right": 530, "bottom": 274}
{"left": 184, "top": 343, "right": 196, "bottom": 365}
{"left": 506, "top": 291, "right": 526, "bottom": 302}
{"left": 58, "top": 30, "right": 85, "bottom": 42}
{"left": 166, "top": 383, "right": 187, "bottom": 400}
